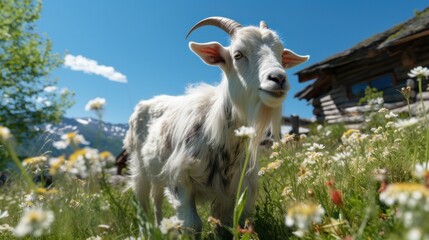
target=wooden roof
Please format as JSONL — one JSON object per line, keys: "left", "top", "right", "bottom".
{"left": 295, "top": 7, "right": 429, "bottom": 100}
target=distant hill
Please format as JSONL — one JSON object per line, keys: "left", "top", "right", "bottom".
{"left": 14, "top": 115, "right": 313, "bottom": 159}
{"left": 18, "top": 117, "right": 128, "bottom": 158}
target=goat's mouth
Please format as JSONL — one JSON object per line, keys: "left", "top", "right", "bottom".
{"left": 259, "top": 89, "right": 286, "bottom": 98}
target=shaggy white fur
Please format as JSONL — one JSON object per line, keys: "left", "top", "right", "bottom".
{"left": 124, "top": 18, "right": 309, "bottom": 234}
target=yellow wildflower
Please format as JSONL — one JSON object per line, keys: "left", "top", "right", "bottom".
{"left": 379, "top": 182, "right": 429, "bottom": 208}
{"left": 99, "top": 151, "right": 113, "bottom": 159}
{"left": 99, "top": 151, "right": 115, "bottom": 164}
{"left": 22, "top": 156, "right": 47, "bottom": 167}
{"left": 267, "top": 160, "right": 284, "bottom": 171}
{"left": 342, "top": 129, "right": 359, "bottom": 138}
{"left": 281, "top": 134, "right": 295, "bottom": 144}
{"left": 35, "top": 188, "right": 58, "bottom": 195}
{"left": 285, "top": 202, "right": 325, "bottom": 237}
{"left": 49, "top": 156, "right": 65, "bottom": 175}
{"left": 68, "top": 149, "right": 88, "bottom": 168}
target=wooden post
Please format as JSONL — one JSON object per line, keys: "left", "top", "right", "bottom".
{"left": 115, "top": 149, "right": 128, "bottom": 175}
{"left": 291, "top": 114, "right": 300, "bottom": 135}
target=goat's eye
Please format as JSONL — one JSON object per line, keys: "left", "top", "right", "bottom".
{"left": 233, "top": 51, "right": 243, "bottom": 60}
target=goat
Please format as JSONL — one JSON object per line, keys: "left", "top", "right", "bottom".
{"left": 124, "top": 16, "right": 309, "bottom": 234}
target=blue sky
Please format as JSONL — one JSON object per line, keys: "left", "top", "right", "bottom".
{"left": 38, "top": 1, "right": 428, "bottom": 124}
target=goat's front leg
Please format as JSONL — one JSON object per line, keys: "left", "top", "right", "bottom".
{"left": 211, "top": 173, "right": 258, "bottom": 238}
{"left": 211, "top": 196, "right": 235, "bottom": 239}
{"left": 211, "top": 197, "right": 234, "bottom": 227}
{"left": 175, "top": 185, "right": 202, "bottom": 235}
{"left": 242, "top": 172, "right": 258, "bottom": 221}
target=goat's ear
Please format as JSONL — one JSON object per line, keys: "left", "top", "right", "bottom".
{"left": 282, "top": 49, "right": 310, "bottom": 69}
{"left": 189, "top": 42, "right": 228, "bottom": 67}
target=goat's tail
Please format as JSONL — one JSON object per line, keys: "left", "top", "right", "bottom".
{"left": 117, "top": 112, "right": 136, "bottom": 176}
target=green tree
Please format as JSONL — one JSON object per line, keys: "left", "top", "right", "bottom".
{"left": 0, "top": 0, "right": 73, "bottom": 150}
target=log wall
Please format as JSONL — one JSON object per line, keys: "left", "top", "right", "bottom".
{"left": 313, "top": 37, "right": 429, "bottom": 126}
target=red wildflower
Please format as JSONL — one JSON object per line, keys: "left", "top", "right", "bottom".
{"left": 378, "top": 180, "right": 388, "bottom": 193}
{"left": 325, "top": 179, "right": 335, "bottom": 188}
{"left": 330, "top": 189, "right": 343, "bottom": 206}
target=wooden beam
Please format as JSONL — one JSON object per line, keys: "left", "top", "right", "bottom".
{"left": 389, "top": 30, "right": 429, "bottom": 47}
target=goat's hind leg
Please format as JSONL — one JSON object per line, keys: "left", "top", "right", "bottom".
{"left": 151, "top": 183, "right": 164, "bottom": 225}
{"left": 175, "top": 185, "right": 202, "bottom": 236}
{"left": 132, "top": 170, "right": 152, "bottom": 214}
{"left": 133, "top": 169, "right": 165, "bottom": 226}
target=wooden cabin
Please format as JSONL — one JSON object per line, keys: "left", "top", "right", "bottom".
{"left": 295, "top": 7, "right": 429, "bottom": 128}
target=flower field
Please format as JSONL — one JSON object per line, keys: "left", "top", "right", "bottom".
{"left": 255, "top": 112, "right": 429, "bottom": 239}
{"left": 1, "top": 68, "right": 429, "bottom": 239}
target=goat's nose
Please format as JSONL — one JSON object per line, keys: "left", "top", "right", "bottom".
{"left": 268, "top": 72, "right": 286, "bottom": 85}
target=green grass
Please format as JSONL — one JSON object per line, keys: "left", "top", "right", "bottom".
{"left": 1, "top": 108, "right": 429, "bottom": 239}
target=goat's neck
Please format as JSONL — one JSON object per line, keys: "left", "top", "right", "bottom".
{"left": 204, "top": 77, "right": 273, "bottom": 149}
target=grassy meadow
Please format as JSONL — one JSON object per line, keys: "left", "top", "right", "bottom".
{"left": 1, "top": 69, "right": 429, "bottom": 239}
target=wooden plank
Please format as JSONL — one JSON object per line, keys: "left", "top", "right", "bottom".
{"left": 340, "top": 105, "right": 372, "bottom": 113}
{"left": 321, "top": 100, "right": 335, "bottom": 107}
{"left": 384, "top": 95, "right": 407, "bottom": 103}
{"left": 322, "top": 108, "right": 341, "bottom": 116}
{"left": 314, "top": 106, "right": 341, "bottom": 116}
{"left": 392, "top": 99, "right": 429, "bottom": 115}
{"left": 337, "top": 67, "right": 394, "bottom": 84}
{"left": 341, "top": 101, "right": 406, "bottom": 113}
{"left": 417, "top": 54, "right": 429, "bottom": 64}
{"left": 338, "top": 54, "right": 399, "bottom": 74}
{"left": 344, "top": 123, "right": 363, "bottom": 129}
{"left": 336, "top": 58, "right": 399, "bottom": 84}
{"left": 324, "top": 114, "right": 343, "bottom": 120}
{"left": 390, "top": 30, "right": 429, "bottom": 47}
{"left": 319, "top": 94, "right": 332, "bottom": 103}
{"left": 337, "top": 101, "right": 360, "bottom": 109}
{"left": 330, "top": 86, "right": 347, "bottom": 95}
{"left": 316, "top": 91, "right": 348, "bottom": 104}
{"left": 326, "top": 115, "right": 365, "bottom": 124}
{"left": 323, "top": 104, "right": 340, "bottom": 111}
{"left": 332, "top": 96, "right": 350, "bottom": 105}
{"left": 416, "top": 91, "right": 429, "bottom": 100}
{"left": 331, "top": 91, "right": 348, "bottom": 99}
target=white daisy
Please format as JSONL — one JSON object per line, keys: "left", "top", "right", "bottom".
{"left": 234, "top": 126, "right": 256, "bottom": 138}
{"left": 408, "top": 66, "right": 429, "bottom": 79}
{"left": 85, "top": 97, "right": 106, "bottom": 111}
{"left": 13, "top": 207, "right": 54, "bottom": 237}
{"left": 159, "top": 216, "right": 184, "bottom": 234}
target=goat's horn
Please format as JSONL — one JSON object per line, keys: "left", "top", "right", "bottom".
{"left": 186, "top": 17, "right": 242, "bottom": 39}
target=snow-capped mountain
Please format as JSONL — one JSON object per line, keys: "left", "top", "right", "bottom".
{"left": 46, "top": 117, "right": 128, "bottom": 139}
{"left": 20, "top": 117, "right": 128, "bottom": 158}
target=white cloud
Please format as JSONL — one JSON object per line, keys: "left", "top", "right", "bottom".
{"left": 64, "top": 54, "right": 127, "bottom": 83}
{"left": 44, "top": 86, "right": 57, "bottom": 92}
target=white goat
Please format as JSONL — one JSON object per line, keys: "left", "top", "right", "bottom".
{"left": 124, "top": 17, "right": 309, "bottom": 234}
